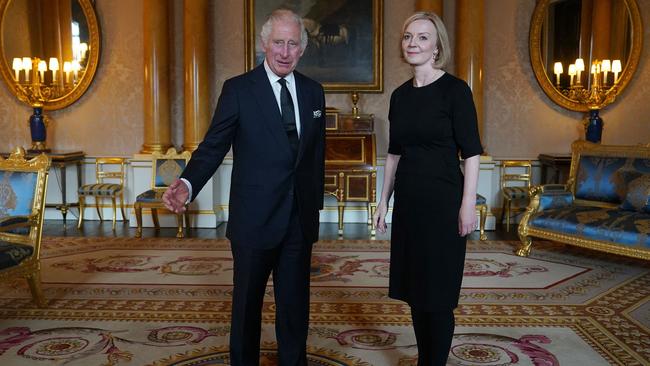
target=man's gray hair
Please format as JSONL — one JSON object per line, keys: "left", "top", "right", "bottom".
{"left": 260, "top": 9, "right": 308, "bottom": 50}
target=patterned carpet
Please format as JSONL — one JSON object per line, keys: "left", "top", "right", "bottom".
{"left": 0, "top": 237, "right": 648, "bottom": 365}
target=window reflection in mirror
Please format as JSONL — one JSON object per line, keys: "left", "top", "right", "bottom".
{"left": 4, "top": 0, "right": 89, "bottom": 88}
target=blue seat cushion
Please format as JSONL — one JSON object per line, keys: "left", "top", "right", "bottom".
{"left": 136, "top": 189, "right": 164, "bottom": 203}
{"left": 78, "top": 184, "right": 123, "bottom": 196}
{"left": 530, "top": 206, "right": 650, "bottom": 248}
{"left": 575, "top": 156, "right": 627, "bottom": 203}
{"left": 0, "top": 241, "right": 33, "bottom": 270}
{"left": 539, "top": 190, "right": 574, "bottom": 211}
{"left": 476, "top": 194, "right": 486, "bottom": 205}
{"left": 503, "top": 186, "right": 529, "bottom": 200}
{"left": 620, "top": 173, "right": 650, "bottom": 213}
{"left": 574, "top": 156, "right": 650, "bottom": 203}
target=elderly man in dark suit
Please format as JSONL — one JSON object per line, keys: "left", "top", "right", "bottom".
{"left": 163, "top": 9, "right": 325, "bottom": 366}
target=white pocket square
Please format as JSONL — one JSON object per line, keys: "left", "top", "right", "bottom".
{"left": 313, "top": 110, "right": 322, "bottom": 118}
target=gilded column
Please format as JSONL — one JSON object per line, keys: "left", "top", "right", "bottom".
{"left": 455, "top": 0, "right": 484, "bottom": 141}
{"left": 40, "top": 0, "right": 64, "bottom": 87}
{"left": 591, "top": 0, "right": 612, "bottom": 61}
{"left": 141, "top": 0, "right": 172, "bottom": 153}
{"left": 183, "top": 0, "right": 210, "bottom": 152}
{"left": 58, "top": 0, "right": 73, "bottom": 64}
{"left": 415, "top": 0, "right": 443, "bottom": 16}
{"left": 609, "top": 0, "right": 629, "bottom": 64}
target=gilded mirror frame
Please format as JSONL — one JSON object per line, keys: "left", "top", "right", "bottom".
{"left": 529, "top": 0, "right": 642, "bottom": 112}
{"left": 0, "top": 0, "right": 101, "bottom": 110}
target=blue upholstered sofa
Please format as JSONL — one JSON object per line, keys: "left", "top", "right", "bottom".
{"left": 517, "top": 141, "right": 650, "bottom": 260}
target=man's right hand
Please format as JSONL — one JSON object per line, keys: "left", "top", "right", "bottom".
{"left": 163, "top": 179, "right": 189, "bottom": 213}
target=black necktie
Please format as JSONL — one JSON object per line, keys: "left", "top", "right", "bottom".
{"left": 278, "top": 78, "right": 299, "bottom": 159}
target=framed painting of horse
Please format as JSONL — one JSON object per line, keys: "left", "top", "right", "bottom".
{"left": 245, "top": 0, "right": 383, "bottom": 92}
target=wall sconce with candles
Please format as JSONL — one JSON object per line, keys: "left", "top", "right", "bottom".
{"left": 552, "top": 57, "right": 623, "bottom": 143}
{"left": 529, "top": 0, "right": 643, "bottom": 144}
{"left": 552, "top": 58, "right": 621, "bottom": 104}
{"left": 10, "top": 54, "right": 85, "bottom": 152}
{"left": 0, "top": 0, "right": 101, "bottom": 154}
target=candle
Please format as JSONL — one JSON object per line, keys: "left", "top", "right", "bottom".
{"left": 568, "top": 64, "right": 576, "bottom": 86}
{"left": 37, "top": 60, "right": 47, "bottom": 83}
{"left": 612, "top": 59, "right": 622, "bottom": 83}
{"left": 553, "top": 62, "right": 563, "bottom": 87}
{"left": 49, "top": 58, "right": 59, "bottom": 83}
{"left": 22, "top": 57, "right": 31, "bottom": 83}
{"left": 12, "top": 58, "right": 22, "bottom": 82}
{"left": 63, "top": 61, "right": 71, "bottom": 84}
{"left": 601, "top": 59, "right": 611, "bottom": 84}
{"left": 575, "top": 58, "right": 585, "bottom": 85}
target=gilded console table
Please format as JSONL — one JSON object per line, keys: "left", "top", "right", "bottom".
{"left": 324, "top": 110, "right": 377, "bottom": 236}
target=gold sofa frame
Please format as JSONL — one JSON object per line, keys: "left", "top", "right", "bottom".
{"left": 517, "top": 141, "right": 650, "bottom": 260}
{"left": 0, "top": 148, "right": 50, "bottom": 307}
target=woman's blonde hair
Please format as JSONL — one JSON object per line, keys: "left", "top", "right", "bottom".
{"left": 401, "top": 12, "right": 451, "bottom": 69}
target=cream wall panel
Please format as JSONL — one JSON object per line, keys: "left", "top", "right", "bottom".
{"left": 0, "top": 0, "right": 144, "bottom": 155}
{"left": 0, "top": 0, "right": 649, "bottom": 159}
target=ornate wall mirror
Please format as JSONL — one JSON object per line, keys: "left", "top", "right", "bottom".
{"left": 0, "top": 0, "right": 100, "bottom": 110}
{"left": 0, "top": 0, "right": 100, "bottom": 151}
{"left": 530, "top": 0, "right": 642, "bottom": 112}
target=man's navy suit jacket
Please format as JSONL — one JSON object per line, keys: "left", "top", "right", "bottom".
{"left": 181, "top": 64, "right": 326, "bottom": 248}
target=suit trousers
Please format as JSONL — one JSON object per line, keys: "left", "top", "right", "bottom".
{"left": 229, "top": 198, "right": 313, "bottom": 366}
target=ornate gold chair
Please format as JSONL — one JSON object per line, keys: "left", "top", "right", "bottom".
{"left": 0, "top": 147, "right": 50, "bottom": 307}
{"left": 500, "top": 160, "right": 533, "bottom": 231}
{"left": 134, "top": 148, "right": 191, "bottom": 238}
{"left": 77, "top": 157, "right": 127, "bottom": 230}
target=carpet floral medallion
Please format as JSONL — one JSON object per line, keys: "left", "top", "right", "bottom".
{"left": 0, "top": 237, "right": 647, "bottom": 365}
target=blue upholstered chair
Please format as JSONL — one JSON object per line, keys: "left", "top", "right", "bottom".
{"left": 500, "top": 161, "right": 532, "bottom": 231}
{"left": 77, "top": 157, "right": 127, "bottom": 230}
{"left": 476, "top": 193, "right": 488, "bottom": 240}
{"left": 134, "top": 148, "right": 191, "bottom": 238}
{"left": 0, "top": 147, "right": 50, "bottom": 307}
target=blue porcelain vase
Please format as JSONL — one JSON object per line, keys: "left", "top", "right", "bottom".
{"left": 585, "top": 109, "right": 603, "bottom": 143}
{"left": 29, "top": 107, "right": 49, "bottom": 152}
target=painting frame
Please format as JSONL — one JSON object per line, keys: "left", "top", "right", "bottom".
{"left": 245, "top": 0, "right": 383, "bottom": 93}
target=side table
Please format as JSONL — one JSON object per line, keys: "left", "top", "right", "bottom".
{"left": 538, "top": 153, "right": 571, "bottom": 184}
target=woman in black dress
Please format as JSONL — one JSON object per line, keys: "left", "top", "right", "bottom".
{"left": 373, "top": 12, "right": 482, "bottom": 366}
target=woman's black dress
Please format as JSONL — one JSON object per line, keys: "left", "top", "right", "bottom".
{"left": 388, "top": 73, "right": 483, "bottom": 310}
